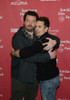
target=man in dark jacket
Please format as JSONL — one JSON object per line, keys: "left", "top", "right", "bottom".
{"left": 11, "top": 11, "right": 59, "bottom": 100}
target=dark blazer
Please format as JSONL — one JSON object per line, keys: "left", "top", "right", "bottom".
{"left": 11, "top": 27, "right": 50, "bottom": 83}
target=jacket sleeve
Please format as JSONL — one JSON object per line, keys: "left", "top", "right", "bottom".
{"left": 46, "top": 34, "right": 60, "bottom": 51}
{"left": 12, "top": 33, "right": 24, "bottom": 50}
{"left": 24, "top": 52, "right": 50, "bottom": 63}
{"left": 19, "top": 41, "right": 44, "bottom": 58}
{"left": 12, "top": 33, "right": 50, "bottom": 63}
{"left": 19, "top": 34, "right": 60, "bottom": 58}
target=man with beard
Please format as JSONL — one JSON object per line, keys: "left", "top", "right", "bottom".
{"left": 10, "top": 11, "right": 59, "bottom": 100}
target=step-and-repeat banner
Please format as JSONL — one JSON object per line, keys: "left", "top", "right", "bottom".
{"left": 0, "top": 0, "right": 70, "bottom": 100}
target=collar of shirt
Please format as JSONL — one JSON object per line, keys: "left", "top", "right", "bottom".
{"left": 22, "top": 27, "right": 34, "bottom": 40}
{"left": 22, "top": 27, "right": 37, "bottom": 42}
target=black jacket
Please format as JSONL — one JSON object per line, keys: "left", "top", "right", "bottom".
{"left": 37, "top": 33, "right": 60, "bottom": 81}
{"left": 11, "top": 27, "right": 50, "bottom": 83}
{"left": 19, "top": 32, "right": 60, "bottom": 81}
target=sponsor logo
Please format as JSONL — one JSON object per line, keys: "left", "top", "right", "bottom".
{"left": 58, "top": 8, "right": 70, "bottom": 22}
{"left": 11, "top": 28, "right": 18, "bottom": 33}
{"left": 10, "top": 0, "right": 28, "bottom": 6}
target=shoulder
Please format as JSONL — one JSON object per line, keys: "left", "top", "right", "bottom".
{"left": 47, "top": 32, "right": 60, "bottom": 39}
{"left": 12, "top": 27, "right": 24, "bottom": 39}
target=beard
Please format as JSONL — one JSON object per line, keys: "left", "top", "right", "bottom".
{"left": 24, "top": 25, "right": 35, "bottom": 32}
{"left": 26, "top": 28, "right": 35, "bottom": 32}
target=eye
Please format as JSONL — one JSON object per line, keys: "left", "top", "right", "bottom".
{"left": 39, "top": 26, "right": 41, "bottom": 28}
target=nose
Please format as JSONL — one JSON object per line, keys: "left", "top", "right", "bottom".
{"left": 35, "top": 26, "right": 38, "bottom": 31}
{"left": 35, "top": 27, "right": 38, "bottom": 33}
{"left": 29, "top": 21, "right": 32, "bottom": 25}
{"left": 35, "top": 27, "right": 37, "bottom": 31}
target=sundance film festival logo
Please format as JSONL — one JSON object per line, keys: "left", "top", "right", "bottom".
{"left": 58, "top": 40, "right": 70, "bottom": 53}
{"left": 20, "top": 9, "right": 37, "bottom": 22}
{"left": 49, "top": 27, "right": 59, "bottom": 35}
{"left": 58, "top": 47, "right": 64, "bottom": 53}
{"left": 10, "top": 0, "right": 28, "bottom": 6}
{"left": 60, "top": 70, "right": 70, "bottom": 82}
{"left": 59, "top": 16, "right": 65, "bottom": 22}
{"left": 58, "top": 8, "right": 70, "bottom": 22}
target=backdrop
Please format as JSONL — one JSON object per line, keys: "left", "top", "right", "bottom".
{"left": 0, "top": 0, "right": 70, "bottom": 100}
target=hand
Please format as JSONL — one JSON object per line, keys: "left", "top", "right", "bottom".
{"left": 42, "top": 38, "right": 57, "bottom": 51}
{"left": 11, "top": 48, "right": 20, "bottom": 57}
{"left": 48, "top": 49, "right": 56, "bottom": 59}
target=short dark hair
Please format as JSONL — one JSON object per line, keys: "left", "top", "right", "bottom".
{"left": 24, "top": 11, "right": 39, "bottom": 21}
{"left": 38, "top": 17, "right": 50, "bottom": 28}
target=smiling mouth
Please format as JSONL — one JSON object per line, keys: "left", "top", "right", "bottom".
{"left": 36, "top": 32, "right": 40, "bottom": 36}
{"left": 36, "top": 31, "right": 40, "bottom": 34}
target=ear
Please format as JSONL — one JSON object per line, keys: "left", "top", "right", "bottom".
{"left": 45, "top": 27, "right": 49, "bottom": 32}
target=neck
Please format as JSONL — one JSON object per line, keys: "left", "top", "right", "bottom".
{"left": 26, "top": 30, "right": 34, "bottom": 36}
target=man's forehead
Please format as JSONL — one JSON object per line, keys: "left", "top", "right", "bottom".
{"left": 26, "top": 15, "right": 36, "bottom": 19}
{"left": 36, "top": 21, "right": 44, "bottom": 25}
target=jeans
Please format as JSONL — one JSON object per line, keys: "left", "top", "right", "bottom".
{"left": 40, "top": 75, "right": 60, "bottom": 100}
